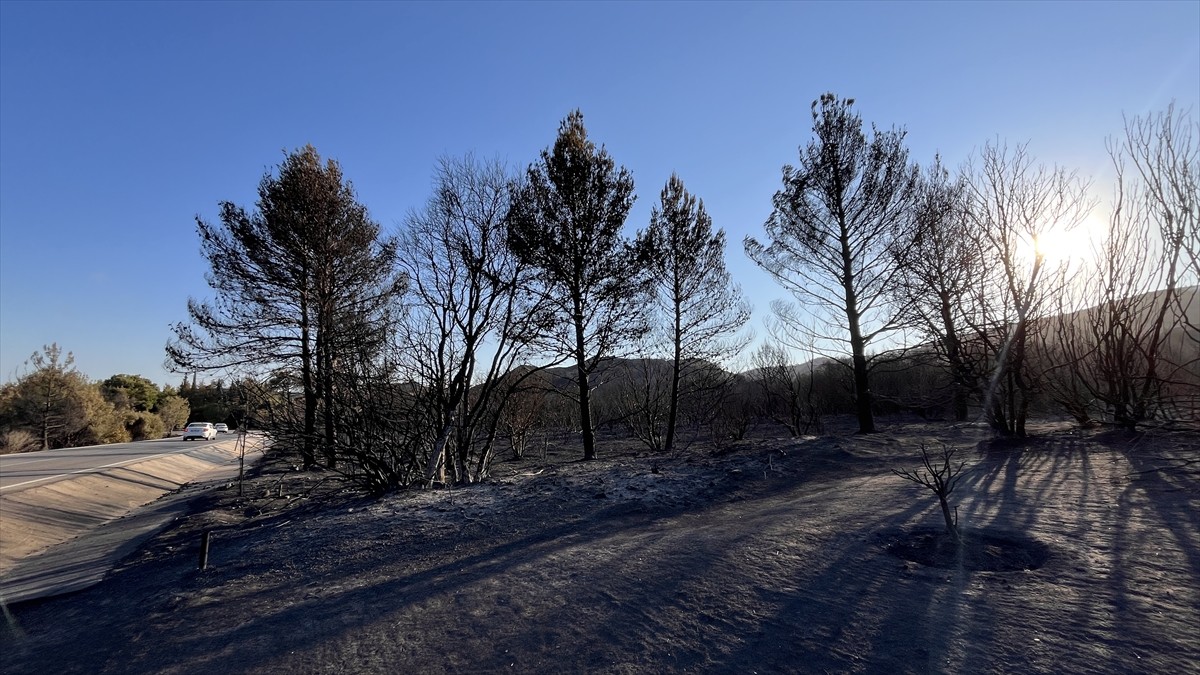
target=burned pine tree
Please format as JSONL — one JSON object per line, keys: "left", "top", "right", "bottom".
{"left": 169, "top": 146, "right": 404, "bottom": 469}
{"left": 746, "top": 93, "right": 918, "bottom": 433}
{"left": 641, "top": 173, "right": 750, "bottom": 452}
{"left": 506, "top": 110, "right": 651, "bottom": 461}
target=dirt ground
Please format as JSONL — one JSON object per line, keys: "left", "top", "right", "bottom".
{"left": 2, "top": 419, "right": 1197, "bottom": 674}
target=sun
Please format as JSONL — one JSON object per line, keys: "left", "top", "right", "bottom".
{"left": 1033, "top": 229, "right": 1074, "bottom": 262}
{"left": 1031, "top": 215, "right": 1105, "bottom": 267}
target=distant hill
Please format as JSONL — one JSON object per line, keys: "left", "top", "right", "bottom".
{"left": 496, "top": 285, "right": 1197, "bottom": 397}
{"left": 735, "top": 284, "right": 1197, "bottom": 382}
{"left": 1043, "top": 284, "right": 1198, "bottom": 354}
{"left": 738, "top": 356, "right": 837, "bottom": 382}
{"left": 539, "top": 357, "right": 734, "bottom": 389}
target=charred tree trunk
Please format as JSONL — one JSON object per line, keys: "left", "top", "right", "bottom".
{"left": 664, "top": 306, "right": 683, "bottom": 453}
{"left": 841, "top": 226, "right": 875, "bottom": 434}
{"left": 299, "top": 292, "right": 318, "bottom": 468}
{"left": 575, "top": 302, "right": 597, "bottom": 461}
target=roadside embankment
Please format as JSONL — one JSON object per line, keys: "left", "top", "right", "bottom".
{"left": 0, "top": 438, "right": 258, "bottom": 578}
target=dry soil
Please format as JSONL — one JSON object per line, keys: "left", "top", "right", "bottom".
{"left": 1, "top": 420, "right": 1197, "bottom": 674}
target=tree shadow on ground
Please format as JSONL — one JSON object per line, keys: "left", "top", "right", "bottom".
{"left": 5, "top": 428, "right": 1199, "bottom": 674}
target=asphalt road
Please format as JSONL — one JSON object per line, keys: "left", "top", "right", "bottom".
{"left": 0, "top": 435, "right": 234, "bottom": 491}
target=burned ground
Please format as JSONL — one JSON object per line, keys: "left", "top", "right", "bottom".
{"left": 2, "top": 421, "right": 1197, "bottom": 674}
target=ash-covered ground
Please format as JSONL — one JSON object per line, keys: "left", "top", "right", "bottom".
{"left": 3, "top": 420, "right": 1197, "bottom": 674}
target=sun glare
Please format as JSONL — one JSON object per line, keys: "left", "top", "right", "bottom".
{"left": 1031, "top": 215, "right": 1105, "bottom": 268}
{"left": 1033, "top": 229, "right": 1074, "bottom": 262}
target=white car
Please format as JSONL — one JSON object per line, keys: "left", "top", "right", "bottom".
{"left": 214, "top": 423, "right": 230, "bottom": 434}
{"left": 182, "top": 422, "right": 217, "bottom": 441}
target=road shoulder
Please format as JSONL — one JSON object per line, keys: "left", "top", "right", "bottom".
{"left": 0, "top": 440, "right": 261, "bottom": 604}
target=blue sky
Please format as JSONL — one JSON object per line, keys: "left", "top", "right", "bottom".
{"left": 2, "top": 1, "right": 1197, "bottom": 387}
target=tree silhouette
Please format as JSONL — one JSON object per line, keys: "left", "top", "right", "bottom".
{"left": 506, "top": 110, "right": 650, "bottom": 460}
{"left": 168, "top": 146, "right": 404, "bottom": 467}
{"left": 890, "top": 159, "right": 980, "bottom": 421}
{"left": 643, "top": 174, "right": 750, "bottom": 451}
{"left": 400, "top": 155, "right": 552, "bottom": 484}
{"left": 746, "top": 94, "right": 917, "bottom": 433}
{"left": 962, "top": 141, "right": 1090, "bottom": 436}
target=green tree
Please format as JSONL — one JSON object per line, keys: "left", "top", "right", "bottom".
{"left": 178, "top": 379, "right": 231, "bottom": 425}
{"left": 125, "top": 410, "right": 165, "bottom": 441}
{"left": 74, "top": 383, "right": 128, "bottom": 445}
{"left": 101, "top": 374, "right": 160, "bottom": 412}
{"left": 643, "top": 174, "right": 750, "bottom": 452}
{"left": 746, "top": 94, "right": 918, "bottom": 434}
{"left": 155, "top": 394, "right": 190, "bottom": 433}
{"left": 0, "top": 345, "right": 126, "bottom": 449}
{"left": 507, "top": 110, "right": 650, "bottom": 461}
{"left": 169, "top": 145, "right": 404, "bottom": 467}
{"left": 9, "top": 345, "right": 89, "bottom": 449}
